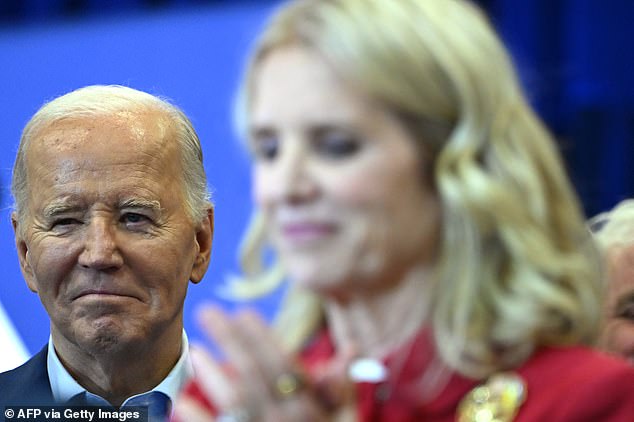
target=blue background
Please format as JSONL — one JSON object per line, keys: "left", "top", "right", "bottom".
{"left": 0, "top": 0, "right": 633, "bottom": 359}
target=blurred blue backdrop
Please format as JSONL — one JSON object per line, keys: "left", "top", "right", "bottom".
{"left": 0, "top": 0, "right": 632, "bottom": 367}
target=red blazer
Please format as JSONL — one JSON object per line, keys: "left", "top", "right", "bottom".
{"left": 181, "top": 328, "right": 634, "bottom": 421}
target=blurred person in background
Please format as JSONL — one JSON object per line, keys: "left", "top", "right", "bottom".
{"left": 590, "top": 199, "right": 634, "bottom": 366}
{"left": 175, "top": 0, "right": 634, "bottom": 421}
{"left": 0, "top": 85, "right": 214, "bottom": 422}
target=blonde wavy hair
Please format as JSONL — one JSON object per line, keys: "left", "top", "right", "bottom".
{"left": 230, "top": 0, "right": 601, "bottom": 379}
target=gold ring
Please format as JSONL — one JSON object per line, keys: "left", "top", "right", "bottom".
{"left": 274, "top": 371, "right": 305, "bottom": 398}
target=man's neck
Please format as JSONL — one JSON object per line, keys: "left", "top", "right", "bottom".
{"left": 50, "top": 326, "right": 183, "bottom": 406}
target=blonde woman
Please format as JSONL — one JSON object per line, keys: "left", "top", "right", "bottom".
{"left": 175, "top": 0, "right": 634, "bottom": 421}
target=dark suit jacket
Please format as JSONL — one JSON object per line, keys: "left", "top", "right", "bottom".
{"left": 0, "top": 346, "right": 55, "bottom": 407}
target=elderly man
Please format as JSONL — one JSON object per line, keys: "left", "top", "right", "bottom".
{"left": 0, "top": 85, "right": 214, "bottom": 418}
{"left": 590, "top": 199, "right": 634, "bottom": 366}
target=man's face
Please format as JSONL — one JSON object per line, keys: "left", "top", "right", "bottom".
{"left": 13, "top": 112, "right": 212, "bottom": 355}
{"left": 599, "top": 244, "right": 634, "bottom": 365}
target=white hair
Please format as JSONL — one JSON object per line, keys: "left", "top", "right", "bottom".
{"left": 12, "top": 85, "right": 212, "bottom": 227}
{"left": 590, "top": 199, "right": 634, "bottom": 252}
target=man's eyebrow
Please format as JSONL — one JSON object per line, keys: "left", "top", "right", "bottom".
{"left": 42, "top": 200, "right": 81, "bottom": 219}
{"left": 119, "top": 198, "right": 163, "bottom": 212}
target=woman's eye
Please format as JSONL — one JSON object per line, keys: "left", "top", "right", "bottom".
{"left": 313, "top": 133, "right": 361, "bottom": 159}
{"left": 251, "top": 136, "right": 279, "bottom": 161}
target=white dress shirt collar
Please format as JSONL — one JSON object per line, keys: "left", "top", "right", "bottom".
{"left": 47, "top": 330, "right": 193, "bottom": 405}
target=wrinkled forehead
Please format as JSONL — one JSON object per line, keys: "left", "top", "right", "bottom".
{"left": 28, "top": 109, "right": 174, "bottom": 154}
{"left": 606, "top": 244, "right": 634, "bottom": 290}
{"left": 21, "top": 110, "right": 185, "bottom": 202}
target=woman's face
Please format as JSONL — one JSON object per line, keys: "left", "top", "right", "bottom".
{"left": 249, "top": 46, "right": 441, "bottom": 297}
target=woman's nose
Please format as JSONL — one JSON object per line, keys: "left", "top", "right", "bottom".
{"left": 267, "top": 142, "right": 319, "bottom": 205}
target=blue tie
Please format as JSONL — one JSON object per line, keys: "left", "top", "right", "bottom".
{"left": 65, "top": 392, "right": 89, "bottom": 406}
{"left": 66, "top": 391, "right": 172, "bottom": 422}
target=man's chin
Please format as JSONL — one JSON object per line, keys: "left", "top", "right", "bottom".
{"left": 70, "top": 318, "right": 131, "bottom": 354}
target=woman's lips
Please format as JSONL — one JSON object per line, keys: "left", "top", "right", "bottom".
{"left": 281, "top": 222, "right": 337, "bottom": 245}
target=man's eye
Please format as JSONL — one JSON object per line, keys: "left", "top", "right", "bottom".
{"left": 122, "top": 213, "right": 150, "bottom": 225}
{"left": 52, "top": 218, "right": 80, "bottom": 228}
{"left": 617, "top": 304, "right": 634, "bottom": 321}
{"left": 49, "top": 218, "right": 81, "bottom": 234}
{"left": 313, "top": 134, "right": 361, "bottom": 159}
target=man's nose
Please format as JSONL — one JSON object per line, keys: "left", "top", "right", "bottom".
{"left": 78, "top": 218, "right": 123, "bottom": 270}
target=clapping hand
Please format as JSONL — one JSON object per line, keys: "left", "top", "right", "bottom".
{"left": 174, "top": 306, "right": 357, "bottom": 422}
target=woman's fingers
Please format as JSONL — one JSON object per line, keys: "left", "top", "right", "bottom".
{"left": 197, "top": 306, "right": 273, "bottom": 398}
{"left": 234, "top": 310, "right": 310, "bottom": 398}
{"left": 191, "top": 304, "right": 358, "bottom": 421}
{"left": 190, "top": 345, "right": 239, "bottom": 409}
{"left": 198, "top": 306, "right": 305, "bottom": 399}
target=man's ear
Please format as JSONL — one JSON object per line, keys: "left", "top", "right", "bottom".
{"left": 11, "top": 212, "right": 38, "bottom": 293}
{"left": 190, "top": 207, "right": 214, "bottom": 284}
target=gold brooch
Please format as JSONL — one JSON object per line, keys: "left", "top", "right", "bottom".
{"left": 457, "top": 372, "right": 527, "bottom": 422}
